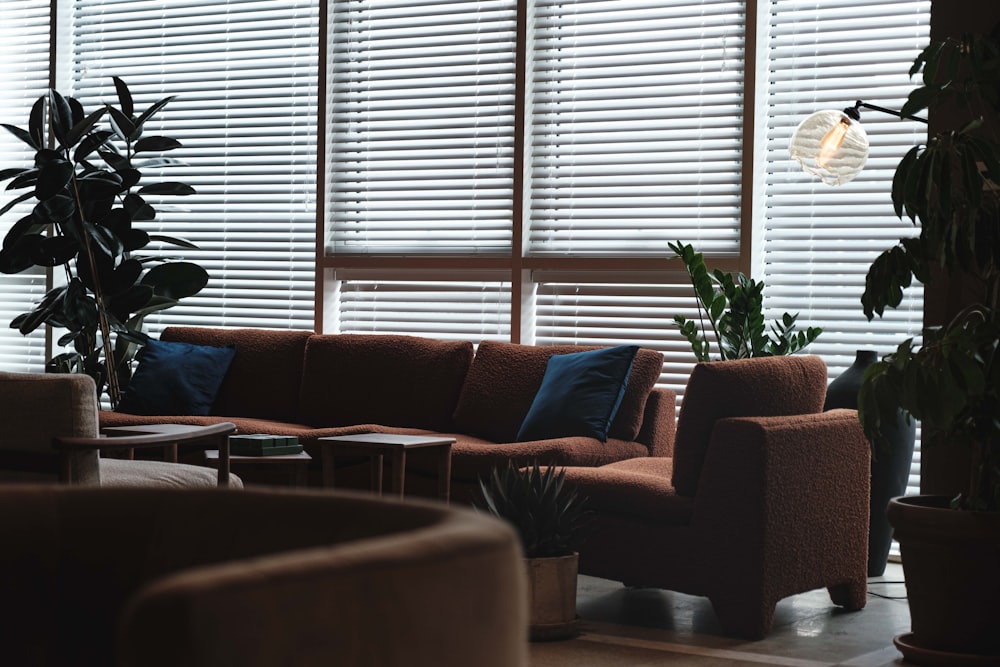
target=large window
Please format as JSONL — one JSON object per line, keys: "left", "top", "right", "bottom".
{"left": 323, "top": 0, "right": 929, "bottom": 406}
{"left": 1, "top": 0, "right": 930, "bottom": 430}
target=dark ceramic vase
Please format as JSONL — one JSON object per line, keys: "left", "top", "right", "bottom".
{"left": 825, "top": 350, "right": 916, "bottom": 577}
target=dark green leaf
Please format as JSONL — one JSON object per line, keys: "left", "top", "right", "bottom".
{"left": 1, "top": 123, "right": 39, "bottom": 150}
{"left": 0, "top": 167, "right": 29, "bottom": 183}
{"left": 134, "top": 136, "right": 182, "bottom": 153}
{"left": 34, "top": 159, "right": 74, "bottom": 201}
{"left": 107, "top": 106, "right": 136, "bottom": 143}
{"left": 65, "top": 106, "right": 108, "bottom": 148}
{"left": 141, "top": 261, "right": 209, "bottom": 299}
{"left": 0, "top": 191, "right": 36, "bottom": 217}
{"left": 138, "top": 181, "right": 195, "bottom": 196}
{"left": 27, "top": 96, "right": 45, "bottom": 148}
{"left": 113, "top": 76, "right": 134, "bottom": 117}
{"left": 122, "top": 228, "right": 150, "bottom": 251}
{"left": 48, "top": 89, "right": 74, "bottom": 147}
{"left": 33, "top": 235, "right": 79, "bottom": 266}
{"left": 73, "top": 130, "right": 114, "bottom": 163}
{"left": 147, "top": 234, "right": 198, "bottom": 249}
{"left": 8, "top": 169, "right": 39, "bottom": 191}
{"left": 133, "top": 96, "right": 175, "bottom": 136}
{"left": 124, "top": 193, "right": 156, "bottom": 221}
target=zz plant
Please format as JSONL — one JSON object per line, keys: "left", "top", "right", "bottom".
{"left": 0, "top": 77, "right": 206, "bottom": 406}
{"left": 670, "top": 241, "right": 822, "bottom": 361}
{"left": 478, "top": 461, "right": 590, "bottom": 559}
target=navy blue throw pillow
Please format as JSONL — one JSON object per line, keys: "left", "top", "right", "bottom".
{"left": 516, "top": 345, "right": 639, "bottom": 442}
{"left": 116, "top": 339, "right": 237, "bottom": 416}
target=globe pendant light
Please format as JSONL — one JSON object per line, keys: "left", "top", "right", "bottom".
{"left": 790, "top": 101, "right": 928, "bottom": 186}
{"left": 789, "top": 108, "right": 869, "bottom": 186}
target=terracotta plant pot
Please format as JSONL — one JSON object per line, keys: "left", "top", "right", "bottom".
{"left": 888, "top": 495, "right": 1000, "bottom": 662}
{"left": 526, "top": 552, "right": 579, "bottom": 641}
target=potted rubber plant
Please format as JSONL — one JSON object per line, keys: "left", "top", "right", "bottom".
{"left": 478, "top": 460, "right": 590, "bottom": 641}
{"left": 670, "top": 240, "right": 822, "bottom": 360}
{"left": 855, "top": 33, "right": 1000, "bottom": 660}
{"left": 0, "top": 77, "right": 206, "bottom": 407}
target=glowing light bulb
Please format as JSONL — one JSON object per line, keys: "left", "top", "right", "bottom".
{"left": 816, "top": 117, "right": 850, "bottom": 168}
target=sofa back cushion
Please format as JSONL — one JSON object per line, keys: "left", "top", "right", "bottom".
{"left": 160, "top": 327, "right": 313, "bottom": 422}
{"left": 297, "top": 334, "right": 474, "bottom": 430}
{"left": 452, "top": 341, "right": 663, "bottom": 444}
{"left": 670, "top": 355, "right": 827, "bottom": 497}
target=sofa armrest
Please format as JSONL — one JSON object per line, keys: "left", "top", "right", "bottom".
{"left": 637, "top": 387, "right": 677, "bottom": 457}
{"left": 691, "top": 409, "right": 870, "bottom": 594}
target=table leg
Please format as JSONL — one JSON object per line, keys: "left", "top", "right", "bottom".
{"left": 322, "top": 449, "right": 336, "bottom": 487}
{"left": 390, "top": 448, "right": 406, "bottom": 498}
{"left": 437, "top": 444, "right": 452, "bottom": 503}
{"left": 371, "top": 454, "right": 384, "bottom": 495}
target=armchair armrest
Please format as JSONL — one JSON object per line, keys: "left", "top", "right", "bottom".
{"left": 54, "top": 422, "right": 237, "bottom": 487}
{"left": 691, "top": 410, "right": 870, "bottom": 594}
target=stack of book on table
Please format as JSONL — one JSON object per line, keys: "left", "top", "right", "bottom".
{"left": 229, "top": 434, "right": 303, "bottom": 456}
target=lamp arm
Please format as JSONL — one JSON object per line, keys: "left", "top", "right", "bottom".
{"left": 850, "top": 100, "right": 928, "bottom": 124}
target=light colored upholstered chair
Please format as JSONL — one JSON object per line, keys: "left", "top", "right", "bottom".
{"left": 0, "top": 371, "right": 240, "bottom": 487}
{"left": 561, "top": 355, "right": 871, "bottom": 638}
{"left": 0, "top": 485, "right": 528, "bottom": 667}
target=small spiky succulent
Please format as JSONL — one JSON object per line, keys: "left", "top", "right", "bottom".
{"left": 477, "top": 460, "right": 590, "bottom": 558}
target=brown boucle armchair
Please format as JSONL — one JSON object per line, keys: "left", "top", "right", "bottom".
{"left": 0, "top": 485, "right": 528, "bottom": 667}
{"left": 562, "top": 355, "right": 870, "bottom": 638}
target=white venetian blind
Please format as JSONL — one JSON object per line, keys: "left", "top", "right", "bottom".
{"left": 326, "top": 0, "right": 517, "bottom": 255}
{"left": 0, "top": 0, "right": 50, "bottom": 371}
{"left": 527, "top": 0, "right": 745, "bottom": 256}
{"left": 761, "top": 0, "right": 929, "bottom": 494}
{"left": 63, "top": 0, "right": 318, "bottom": 332}
{"left": 335, "top": 274, "right": 511, "bottom": 342}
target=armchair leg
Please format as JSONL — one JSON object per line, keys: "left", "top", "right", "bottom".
{"left": 827, "top": 580, "right": 867, "bottom": 611}
{"left": 709, "top": 594, "right": 775, "bottom": 640}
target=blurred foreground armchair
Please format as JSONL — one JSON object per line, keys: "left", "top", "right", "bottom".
{"left": 0, "top": 485, "right": 528, "bottom": 667}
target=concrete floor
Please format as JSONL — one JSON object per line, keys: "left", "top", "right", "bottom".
{"left": 530, "top": 562, "right": 912, "bottom": 666}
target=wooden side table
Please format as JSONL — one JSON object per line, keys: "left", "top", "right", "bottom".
{"left": 204, "top": 449, "right": 312, "bottom": 488}
{"left": 320, "top": 433, "right": 455, "bottom": 502}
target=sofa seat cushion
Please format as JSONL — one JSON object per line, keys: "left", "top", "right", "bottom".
{"left": 99, "top": 459, "right": 244, "bottom": 488}
{"left": 562, "top": 458, "right": 693, "bottom": 526}
{"left": 161, "top": 327, "right": 313, "bottom": 422}
{"left": 298, "top": 334, "right": 474, "bottom": 431}
{"left": 671, "top": 355, "right": 828, "bottom": 498}
{"left": 452, "top": 341, "right": 664, "bottom": 444}
{"left": 380, "top": 428, "right": 650, "bottom": 483}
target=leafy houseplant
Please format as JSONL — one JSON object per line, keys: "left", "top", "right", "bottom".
{"left": 856, "top": 35, "right": 1000, "bottom": 513}
{"left": 670, "top": 241, "right": 822, "bottom": 361}
{"left": 0, "top": 77, "right": 207, "bottom": 407}
{"left": 851, "top": 33, "right": 1000, "bottom": 659}
{"left": 478, "top": 460, "right": 589, "bottom": 559}
{"left": 478, "top": 461, "right": 589, "bottom": 640}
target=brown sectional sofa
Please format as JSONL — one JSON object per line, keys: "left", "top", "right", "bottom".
{"left": 99, "top": 327, "right": 676, "bottom": 502}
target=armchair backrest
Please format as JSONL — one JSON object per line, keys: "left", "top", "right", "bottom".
{"left": 0, "top": 371, "right": 101, "bottom": 483}
{"left": 670, "top": 355, "right": 828, "bottom": 497}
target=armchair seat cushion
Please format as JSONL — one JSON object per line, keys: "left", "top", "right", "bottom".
{"left": 99, "top": 459, "right": 243, "bottom": 489}
{"left": 562, "top": 458, "right": 693, "bottom": 525}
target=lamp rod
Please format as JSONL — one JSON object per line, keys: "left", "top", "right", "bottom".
{"left": 847, "top": 100, "right": 928, "bottom": 124}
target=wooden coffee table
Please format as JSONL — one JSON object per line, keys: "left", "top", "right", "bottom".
{"left": 319, "top": 433, "right": 455, "bottom": 502}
